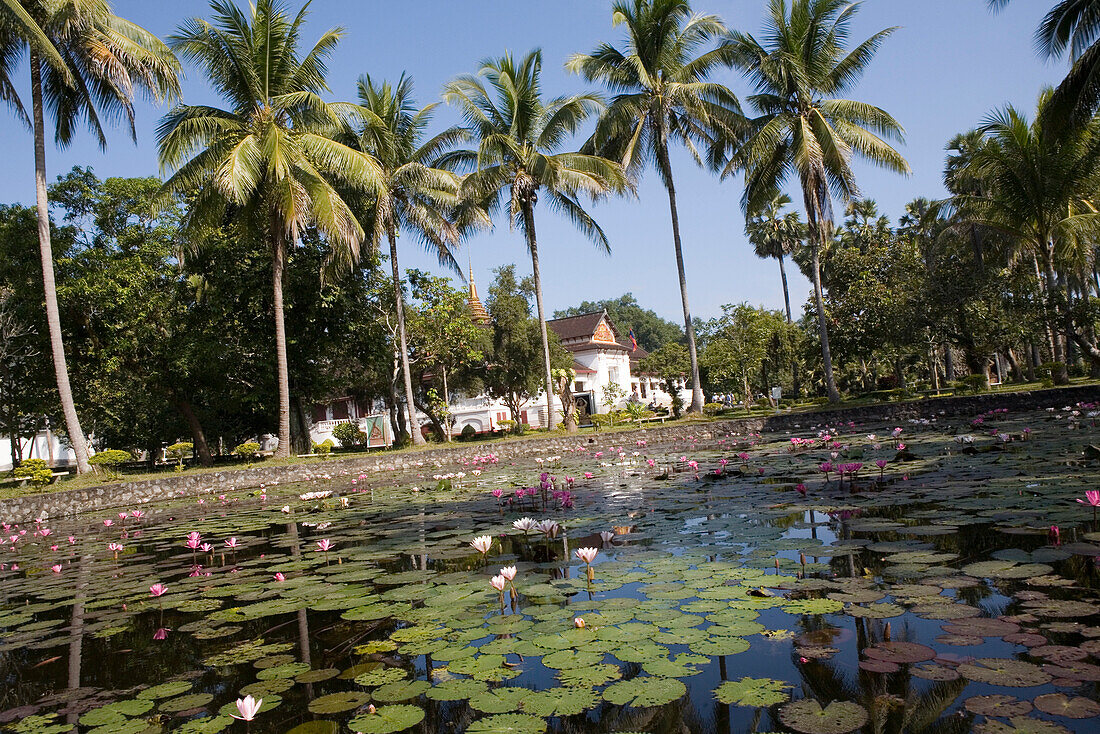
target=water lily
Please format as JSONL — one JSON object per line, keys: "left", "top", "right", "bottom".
{"left": 1078, "top": 491, "right": 1100, "bottom": 526}
{"left": 470, "top": 535, "right": 493, "bottom": 557}
{"left": 273, "top": 573, "right": 285, "bottom": 582}
{"left": 153, "top": 627, "right": 170, "bottom": 640}
{"left": 512, "top": 517, "right": 536, "bottom": 535}
{"left": 224, "top": 537, "right": 240, "bottom": 549}
{"left": 574, "top": 617, "right": 585, "bottom": 628}
{"left": 600, "top": 530, "right": 615, "bottom": 545}
{"left": 149, "top": 583, "right": 168, "bottom": 597}
{"left": 575, "top": 546, "right": 599, "bottom": 581}
{"left": 50, "top": 564, "right": 62, "bottom": 574}
{"left": 489, "top": 574, "right": 506, "bottom": 591}
{"left": 231, "top": 695, "right": 262, "bottom": 721}
{"left": 500, "top": 565, "right": 517, "bottom": 581}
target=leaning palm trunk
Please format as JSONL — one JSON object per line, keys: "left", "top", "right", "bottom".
{"left": 271, "top": 211, "right": 292, "bottom": 458}
{"left": 778, "top": 255, "right": 792, "bottom": 323}
{"left": 658, "top": 142, "right": 704, "bottom": 413}
{"left": 30, "top": 53, "right": 90, "bottom": 474}
{"left": 388, "top": 231, "right": 425, "bottom": 446}
{"left": 522, "top": 201, "right": 558, "bottom": 431}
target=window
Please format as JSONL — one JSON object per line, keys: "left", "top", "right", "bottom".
{"left": 609, "top": 366, "right": 620, "bottom": 384}
{"left": 574, "top": 381, "right": 585, "bottom": 393}
{"left": 640, "top": 382, "right": 647, "bottom": 398}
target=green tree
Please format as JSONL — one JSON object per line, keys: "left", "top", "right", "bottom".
{"left": 746, "top": 193, "right": 805, "bottom": 323}
{"left": 157, "top": 0, "right": 381, "bottom": 458}
{"left": 6, "top": 0, "right": 180, "bottom": 473}
{"left": 569, "top": 0, "right": 744, "bottom": 414}
{"left": 405, "top": 270, "right": 488, "bottom": 442}
{"left": 726, "top": 0, "right": 910, "bottom": 403}
{"left": 338, "top": 73, "right": 474, "bottom": 446}
{"left": 483, "top": 265, "right": 570, "bottom": 430}
{"left": 554, "top": 293, "right": 684, "bottom": 351}
{"left": 958, "top": 91, "right": 1100, "bottom": 381}
{"left": 701, "top": 304, "right": 795, "bottom": 407}
{"left": 639, "top": 342, "right": 690, "bottom": 418}
{"left": 444, "top": 49, "right": 627, "bottom": 432}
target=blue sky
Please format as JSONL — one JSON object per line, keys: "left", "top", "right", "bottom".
{"left": 1, "top": 0, "right": 1064, "bottom": 334}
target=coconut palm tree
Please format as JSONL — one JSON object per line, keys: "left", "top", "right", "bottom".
{"left": 568, "top": 0, "right": 744, "bottom": 414}
{"left": 5, "top": 0, "right": 180, "bottom": 473}
{"left": 989, "top": 0, "right": 1100, "bottom": 129}
{"left": 960, "top": 91, "right": 1100, "bottom": 382}
{"left": 746, "top": 193, "right": 804, "bottom": 323}
{"left": 337, "top": 73, "right": 477, "bottom": 446}
{"left": 725, "top": 0, "right": 910, "bottom": 403}
{"left": 443, "top": 50, "right": 628, "bottom": 431}
{"left": 158, "top": 0, "right": 382, "bottom": 458}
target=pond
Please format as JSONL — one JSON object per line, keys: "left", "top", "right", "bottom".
{"left": 2, "top": 402, "right": 1100, "bottom": 734}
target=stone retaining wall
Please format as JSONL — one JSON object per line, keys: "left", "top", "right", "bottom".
{"left": 3, "top": 384, "right": 1097, "bottom": 525}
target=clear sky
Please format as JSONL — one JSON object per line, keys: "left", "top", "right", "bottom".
{"left": 1, "top": 0, "right": 1064, "bottom": 334}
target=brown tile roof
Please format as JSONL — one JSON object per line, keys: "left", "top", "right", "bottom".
{"left": 546, "top": 312, "right": 606, "bottom": 341}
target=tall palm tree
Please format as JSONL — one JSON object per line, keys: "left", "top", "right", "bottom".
{"left": 568, "top": 0, "right": 744, "bottom": 414}
{"left": 726, "top": 0, "right": 910, "bottom": 403}
{"left": 989, "top": 0, "right": 1100, "bottom": 129}
{"left": 158, "top": 0, "right": 381, "bottom": 458}
{"left": 444, "top": 50, "right": 627, "bottom": 431}
{"left": 338, "top": 73, "right": 475, "bottom": 446}
{"left": 961, "top": 91, "right": 1100, "bottom": 383}
{"left": 746, "top": 193, "right": 804, "bottom": 323}
{"left": 7, "top": 0, "right": 180, "bottom": 473}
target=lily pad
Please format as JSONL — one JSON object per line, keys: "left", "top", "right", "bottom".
{"left": 307, "top": 691, "right": 370, "bottom": 714}
{"left": 603, "top": 676, "right": 687, "bottom": 708}
{"left": 714, "top": 677, "right": 791, "bottom": 707}
{"left": 778, "top": 699, "right": 869, "bottom": 734}
{"left": 1033, "top": 693, "right": 1100, "bottom": 718}
{"left": 346, "top": 705, "right": 425, "bottom": 734}
{"left": 958, "top": 658, "right": 1053, "bottom": 687}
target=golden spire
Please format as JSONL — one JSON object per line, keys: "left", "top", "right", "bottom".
{"left": 467, "top": 257, "right": 491, "bottom": 325}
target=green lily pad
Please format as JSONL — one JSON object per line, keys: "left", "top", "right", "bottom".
{"left": 973, "top": 717, "right": 1072, "bottom": 734}
{"left": 517, "top": 686, "right": 598, "bottom": 716}
{"left": 465, "top": 713, "right": 547, "bottom": 734}
{"left": 307, "top": 691, "right": 370, "bottom": 714}
{"left": 426, "top": 678, "right": 489, "bottom": 701}
{"left": 371, "top": 680, "right": 431, "bottom": 702}
{"left": 1033, "top": 693, "right": 1100, "bottom": 718}
{"left": 346, "top": 705, "right": 425, "bottom": 734}
{"left": 965, "top": 695, "right": 1033, "bottom": 717}
{"left": 778, "top": 699, "right": 869, "bottom": 734}
{"left": 558, "top": 663, "right": 623, "bottom": 687}
{"left": 958, "top": 658, "right": 1053, "bottom": 687}
{"left": 714, "top": 677, "right": 791, "bottom": 707}
{"left": 603, "top": 676, "right": 686, "bottom": 708}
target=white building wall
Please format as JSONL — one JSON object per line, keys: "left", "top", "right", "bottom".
{"left": 0, "top": 432, "right": 78, "bottom": 471}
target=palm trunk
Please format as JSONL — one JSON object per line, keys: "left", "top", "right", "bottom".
{"left": 778, "top": 254, "right": 792, "bottom": 323}
{"left": 30, "top": 53, "right": 91, "bottom": 474}
{"left": 271, "top": 210, "right": 292, "bottom": 458}
{"left": 441, "top": 366, "right": 451, "bottom": 442}
{"left": 388, "top": 230, "right": 425, "bottom": 445}
{"left": 801, "top": 179, "right": 840, "bottom": 403}
{"left": 657, "top": 141, "right": 704, "bottom": 413}
{"left": 521, "top": 200, "right": 557, "bottom": 431}
{"left": 1040, "top": 243, "right": 1069, "bottom": 384}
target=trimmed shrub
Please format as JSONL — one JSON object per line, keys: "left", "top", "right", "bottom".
{"left": 89, "top": 449, "right": 133, "bottom": 479}
{"left": 312, "top": 439, "right": 334, "bottom": 455}
{"left": 703, "top": 402, "right": 724, "bottom": 416}
{"left": 13, "top": 458, "right": 52, "bottom": 487}
{"left": 233, "top": 442, "right": 261, "bottom": 460}
{"left": 332, "top": 422, "right": 367, "bottom": 448}
{"left": 165, "top": 442, "right": 193, "bottom": 471}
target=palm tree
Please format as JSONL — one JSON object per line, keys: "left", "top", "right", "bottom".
{"left": 568, "top": 0, "right": 744, "bottom": 414}
{"left": 746, "top": 193, "right": 804, "bottom": 323}
{"left": 960, "top": 91, "right": 1100, "bottom": 383}
{"left": 6, "top": 0, "right": 180, "bottom": 473}
{"left": 989, "top": 0, "right": 1100, "bottom": 129}
{"left": 158, "top": 0, "right": 381, "bottom": 458}
{"left": 443, "top": 50, "right": 627, "bottom": 431}
{"left": 338, "top": 73, "right": 476, "bottom": 446}
{"left": 725, "top": 0, "right": 910, "bottom": 403}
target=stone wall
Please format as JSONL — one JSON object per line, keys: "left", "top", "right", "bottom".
{"left": 3, "top": 384, "right": 1096, "bottom": 525}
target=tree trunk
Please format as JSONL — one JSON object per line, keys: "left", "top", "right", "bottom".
{"left": 174, "top": 397, "right": 213, "bottom": 467}
{"left": 778, "top": 254, "right": 792, "bottom": 323}
{"left": 30, "top": 53, "right": 91, "bottom": 474}
{"left": 928, "top": 345, "right": 940, "bottom": 392}
{"left": 271, "top": 210, "right": 292, "bottom": 458}
{"left": 388, "top": 231, "right": 426, "bottom": 445}
{"left": 811, "top": 243, "right": 840, "bottom": 402}
{"left": 945, "top": 345, "right": 955, "bottom": 383}
{"left": 521, "top": 200, "right": 558, "bottom": 431}
{"left": 1040, "top": 244, "right": 1070, "bottom": 384}
{"left": 655, "top": 144, "right": 704, "bottom": 413}
{"left": 441, "top": 366, "right": 451, "bottom": 442}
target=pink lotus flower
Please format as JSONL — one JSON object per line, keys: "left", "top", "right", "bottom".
{"left": 103, "top": 519, "right": 113, "bottom": 527}
{"left": 583, "top": 472, "right": 594, "bottom": 480}
{"left": 499, "top": 566, "right": 517, "bottom": 581}
{"left": 470, "top": 536, "right": 492, "bottom": 555}
{"left": 875, "top": 459, "right": 888, "bottom": 469}
{"left": 1078, "top": 491, "right": 1100, "bottom": 507}
{"left": 513, "top": 518, "right": 536, "bottom": 534}
{"left": 231, "top": 695, "right": 262, "bottom": 721}
{"left": 489, "top": 575, "right": 507, "bottom": 592}
{"left": 201, "top": 543, "right": 213, "bottom": 553}
{"left": 600, "top": 530, "right": 615, "bottom": 544}
{"left": 492, "top": 488, "right": 503, "bottom": 498}
{"left": 796, "top": 484, "right": 807, "bottom": 496}
{"left": 130, "top": 510, "right": 144, "bottom": 519}
{"left": 153, "top": 627, "right": 170, "bottom": 640}
{"left": 149, "top": 583, "right": 168, "bottom": 597}
{"left": 224, "top": 537, "right": 240, "bottom": 549}
{"left": 315, "top": 539, "right": 334, "bottom": 552}
{"left": 574, "top": 617, "right": 585, "bottom": 628}
{"left": 273, "top": 573, "right": 285, "bottom": 582}
{"left": 51, "top": 564, "right": 62, "bottom": 574}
